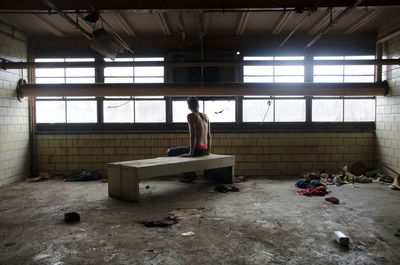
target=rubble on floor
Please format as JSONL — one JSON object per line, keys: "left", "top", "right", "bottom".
{"left": 64, "top": 170, "right": 104, "bottom": 182}
{"left": 25, "top": 172, "right": 50, "bottom": 183}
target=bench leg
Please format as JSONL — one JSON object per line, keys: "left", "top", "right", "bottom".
{"left": 204, "top": 166, "right": 234, "bottom": 184}
{"left": 121, "top": 167, "right": 140, "bottom": 202}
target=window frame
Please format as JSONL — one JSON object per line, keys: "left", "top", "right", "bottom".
{"left": 34, "top": 55, "right": 376, "bottom": 134}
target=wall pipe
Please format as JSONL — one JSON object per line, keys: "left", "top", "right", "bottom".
{"left": 3, "top": 59, "right": 400, "bottom": 69}
{"left": 17, "top": 81, "right": 389, "bottom": 99}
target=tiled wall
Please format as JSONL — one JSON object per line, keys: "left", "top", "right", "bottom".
{"left": 35, "top": 132, "right": 375, "bottom": 177}
{"left": 0, "top": 22, "right": 30, "bottom": 186}
{"left": 376, "top": 34, "right": 400, "bottom": 173}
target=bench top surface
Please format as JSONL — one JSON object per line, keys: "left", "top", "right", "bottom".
{"left": 108, "top": 154, "right": 234, "bottom": 168}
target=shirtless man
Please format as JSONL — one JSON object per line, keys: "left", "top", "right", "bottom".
{"left": 167, "top": 97, "right": 211, "bottom": 157}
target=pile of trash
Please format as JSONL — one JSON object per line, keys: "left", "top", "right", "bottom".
{"left": 296, "top": 162, "right": 400, "bottom": 191}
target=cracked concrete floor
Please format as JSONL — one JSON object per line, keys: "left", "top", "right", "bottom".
{"left": 0, "top": 177, "right": 399, "bottom": 265}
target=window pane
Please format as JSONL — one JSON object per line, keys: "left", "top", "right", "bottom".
{"left": 204, "top": 100, "right": 235, "bottom": 122}
{"left": 314, "top": 65, "right": 343, "bottom": 75}
{"left": 275, "top": 76, "right": 304, "bottom": 82}
{"left": 66, "top": 78, "right": 95, "bottom": 83}
{"left": 134, "top": 67, "right": 164, "bottom": 76}
{"left": 313, "top": 76, "right": 343, "bottom": 83}
{"left": 275, "top": 99, "right": 305, "bottom": 122}
{"left": 314, "top": 56, "right": 344, "bottom": 60}
{"left": 104, "top": 67, "right": 133, "bottom": 77}
{"left": 66, "top": 68, "right": 95, "bottom": 77}
{"left": 172, "top": 101, "right": 205, "bottom": 122}
{"left": 135, "top": 100, "right": 166, "bottom": 122}
{"left": 312, "top": 99, "right": 343, "bottom": 122}
{"left": 244, "top": 76, "right": 273, "bottom": 82}
{"left": 344, "top": 65, "right": 375, "bottom": 75}
{"left": 36, "top": 101, "right": 65, "bottom": 123}
{"left": 244, "top": 56, "right": 273, "bottom": 61}
{"left": 104, "top": 77, "right": 133, "bottom": 83}
{"left": 35, "top": 78, "right": 65, "bottom": 84}
{"left": 35, "top": 58, "right": 64, "bottom": 62}
{"left": 104, "top": 100, "right": 134, "bottom": 123}
{"left": 243, "top": 99, "right": 274, "bottom": 122}
{"left": 344, "top": 99, "right": 375, "bottom": 121}
{"left": 134, "top": 57, "right": 164, "bottom": 62}
{"left": 344, "top": 76, "right": 375, "bottom": 83}
{"left": 275, "top": 66, "right": 304, "bottom": 76}
{"left": 35, "top": 68, "right": 64, "bottom": 77}
{"left": 66, "top": 101, "right": 97, "bottom": 123}
{"left": 274, "top": 56, "right": 304, "bottom": 60}
{"left": 134, "top": 77, "right": 164, "bottom": 83}
{"left": 243, "top": 66, "right": 273, "bottom": 75}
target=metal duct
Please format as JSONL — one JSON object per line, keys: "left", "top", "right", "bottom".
{"left": 17, "top": 81, "right": 389, "bottom": 100}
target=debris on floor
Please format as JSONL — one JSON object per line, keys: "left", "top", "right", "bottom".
{"left": 179, "top": 172, "right": 196, "bottom": 183}
{"left": 333, "top": 231, "right": 350, "bottom": 247}
{"left": 169, "top": 208, "right": 204, "bottom": 220}
{"left": 138, "top": 216, "right": 177, "bottom": 227}
{"left": 25, "top": 172, "right": 50, "bottom": 183}
{"left": 181, "top": 231, "right": 195, "bottom": 236}
{"left": 64, "top": 170, "right": 103, "bottom": 182}
{"left": 64, "top": 212, "right": 80, "bottom": 223}
{"left": 297, "top": 186, "right": 330, "bottom": 197}
{"left": 5, "top": 242, "right": 16, "bottom": 247}
{"left": 215, "top": 185, "right": 240, "bottom": 193}
{"left": 234, "top": 176, "right": 247, "bottom": 183}
{"left": 395, "top": 229, "right": 400, "bottom": 237}
{"left": 295, "top": 179, "right": 324, "bottom": 189}
{"left": 325, "top": 196, "right": 340, "bottom": 204}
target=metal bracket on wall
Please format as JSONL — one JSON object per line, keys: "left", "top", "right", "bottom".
{"left": 17, "top": 79, "right": 26, "bottom": 102}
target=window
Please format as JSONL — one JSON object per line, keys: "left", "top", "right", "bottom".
{"left": 312, "top": 97, "right": 375, "bottom": 122}
{"left": 35, "top": 58, "right": 97, "bottom": 123}
{"left": 103, "top": 57, "right": 166, "bottom": 123}
{"left": 243, "top": 96, "right": 305, "bottom": 122}
{"left": 243, "top": 56, "right": 304, "bottom": 83}
{"left": 173, "top": 99, "right": 235, "bottom": 123}
{"left": 313, "top": 56, "right": 375, "bottom": 83}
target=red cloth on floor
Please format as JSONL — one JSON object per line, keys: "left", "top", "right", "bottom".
{"left": 325, "top": 196, "right": 340, "bottom": 204}
{"left": 297, "top": 186, "right": 329, "bottom": 197}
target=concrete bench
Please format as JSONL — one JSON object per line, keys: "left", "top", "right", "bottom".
{"left": 107, "top": 154, "right": 235, "bottom": 202}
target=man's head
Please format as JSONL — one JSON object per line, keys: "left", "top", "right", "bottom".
{"left": 187, "top": 97, "right": 199, "bottom": 112}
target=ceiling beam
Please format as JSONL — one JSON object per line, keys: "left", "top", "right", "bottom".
{"left": 235, "top": 12, "right": 250, "bottom": 35}
{"left": 66, "top": 13, "right": 93, "bottom": 33}
{"left": 0, "top": 1, "right": 398, "bottom": 11}
{"left": 31, "top": 15, "right": 65, "bottom": 37}
{"left": 306, "top": 0, "right": 363, "bottom": 48}
{"left": 308, "top": 8, "right": 342, "bottom": 35}
{"left": 344, "top": 9, "right": 382, "bottom": 35}
{"left": 177, "top": 12, "right": 186, "bottom": 41}
{"left": 272, "top": 11, "right": 292, "bottom": 35}
{"left": 156, "top": 12, "right": 171, "bottom": 36}
{"left": 113, "top": 12, "right": 136, "bottom": 37}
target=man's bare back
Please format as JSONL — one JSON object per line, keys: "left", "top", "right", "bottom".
{"left": 187, "top": 112, "right": 210, "bottom": 149}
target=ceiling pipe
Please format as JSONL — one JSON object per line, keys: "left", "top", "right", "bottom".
{"left": 17, "top": 81, "right": 389, "bottom": 100}
{"left": 305, "top": 0, "right": 364, "bottom": 48}
{"left": 2, "top": 59, "right": 400, "bottom": 69}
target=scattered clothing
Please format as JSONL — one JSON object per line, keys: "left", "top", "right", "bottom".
{"left": 64, "top": 170, "right": 102, "bottom": 181}
{"left": 26, "top": 172, "right": 50, "bottom": 183}
{"left": 295, "top": 179, "right": 311, "bottom": 189}
{"left": 215, "top": 185, "right": 240, "bottom": 193}
{"left": 297, "top": 186, "right": 330, "bottom": 197}
{"left": 64, "top": 212, "right": 80, "bottom": 223}
{"left": 234, "top": 176, "right": 247, "bottom": 183}
{"left": 295, "top": 179, "right": 325, "bottom": 189}
{"left": 325, "top": 197, "right": 340, "bottom": 204}
{"left": 138, "top": 216, "right": 177, "bottom": 227}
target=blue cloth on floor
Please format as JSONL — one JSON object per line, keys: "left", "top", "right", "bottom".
{"left": 310, "top": 180, "right": 324, "bottom": 187}
{"left": 295, "top": 179, "right": 311, "bottom": 188}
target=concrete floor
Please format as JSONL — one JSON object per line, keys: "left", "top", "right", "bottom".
{"left": 0, "top": 177, "right": 399, "bottom": 265}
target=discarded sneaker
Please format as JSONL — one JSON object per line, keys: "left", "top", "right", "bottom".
{"left": 64, "top": 212, "right": 80, "bottom": 223}
{"left": 138, "top": 216, "right": 177, "bottom": 227}
{"left": 215, "top": 185, "right": 240, "bottom": 193}
{"left": 325, "top": 196, "right": 340, "bottom": 204}
{"left": 180, "top": 172, "right": 196, "bottom": 183}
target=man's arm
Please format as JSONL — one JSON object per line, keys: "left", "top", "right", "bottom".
{"left": 207, "top": 118, "right": 211, "bottom": 153}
